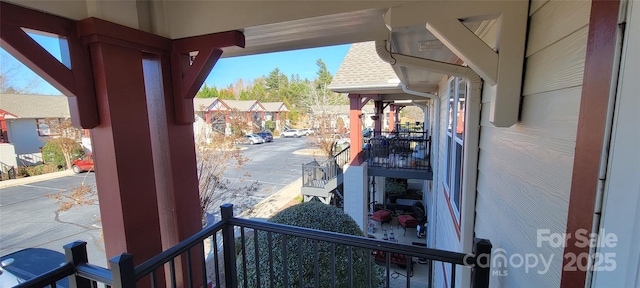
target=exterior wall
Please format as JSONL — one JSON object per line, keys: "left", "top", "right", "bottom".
{"left": 6, "top": 119, "right": 45, "bottom": 156}
{"left": 473, "top": 1, "right": 591, "bottom": 287}
{"left": 0, "top": 143, "right": 17, "bottom": 167}
{"left": 343, "top": 163, "right": 368, "bottom": 231}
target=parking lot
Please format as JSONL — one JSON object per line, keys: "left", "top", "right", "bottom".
{"left": 0, "top": 136, "right": 316, "bottom": 267}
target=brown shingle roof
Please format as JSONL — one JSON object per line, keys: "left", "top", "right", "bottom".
{"left": 0, "top": 94, "right": 70, "bottom": 118}
{"left": 224, "top": 100, "right": 264, "bottom": 111}
{"left": 328, "top": 41, "right": 400, "bottom": 91}
{"left": 193, "top": 98, "right": 217, "bottom": 111}
{"left": 261, "top": 102, "right": 289, "bottom": 112}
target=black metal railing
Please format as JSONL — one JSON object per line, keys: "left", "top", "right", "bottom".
{"left": 17, "top": 204, "right": 492, "bottom": 288}
{"left": 333, "top": 145, "right": 350, "bottom": 167}
{"left": 301, "top": 145, "right": 349, "bottom": 189}
{"left": 363, "top": 133, "right": 431, "bottom": 171}
{"left": 302, "top": 160, "right": 336, "bottom": 188}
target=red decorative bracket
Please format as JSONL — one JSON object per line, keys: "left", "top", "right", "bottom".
{"left": 0, "top": 2, "right": 98, "bottom": 128}
{"left": 171, "top": 31, "right": 245, "bottom": 124}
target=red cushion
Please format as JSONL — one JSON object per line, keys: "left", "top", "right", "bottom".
{"left": 398, "top": 214, "right": 418, "bottom": 227}
{"left": 372, "top": 210, "right": 392, "bottom": 222}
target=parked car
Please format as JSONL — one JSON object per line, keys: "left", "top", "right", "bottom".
{"left": 72, "top": 153, "right": 94, "bottom": 174}
{"left": 300, "top": 128, "right": 314, "bottom": 136}
{"left": 281, "top": 129, "right": 302, "bottom": 138}
{"left": 244, "top": 134, "right": 265, "bottom": 144}
{"left": 256, "top": 131, "right": 273, "bottom": 142}
{"left": 0, "top": 248, "right": 68, "bottom": 287}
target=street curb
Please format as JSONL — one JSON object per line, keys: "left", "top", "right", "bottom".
{"left": 0, "top": 170, "right": 75, "bottom": 189}
{"left": 239, "top": 177, "right": 302, "bottom": 219}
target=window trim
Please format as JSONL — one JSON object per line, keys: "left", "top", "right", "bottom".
{"left": 36, "top": 118, "right": 61, "bottom": 137}
{"left": 443, "top": 77, "right": 468, "bottom": 221}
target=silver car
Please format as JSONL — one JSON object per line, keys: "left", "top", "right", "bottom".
{"left": 245, "top": 134, "right": 265, "bottom": 144}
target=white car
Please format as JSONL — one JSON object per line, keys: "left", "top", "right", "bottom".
{"left": 245, "top": 134, "right": 265, "bottom": 144}
{"left": 282, "top": 129, "right": 302, "bottom": 138}
{"left": 300, "top": 128, "right": 314, "bottom": 136}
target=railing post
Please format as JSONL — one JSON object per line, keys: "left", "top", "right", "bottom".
{"left": 110, "top": 253, "right": 136, "bottom": 288}
{"left": 471, "top": 238, "right": 492, "bottom": 288}
{"left": 221, "top": 204, "right": 238, "bottom": 287}
{"left": 64, "top": 241, "right": 91, "bottom": 288}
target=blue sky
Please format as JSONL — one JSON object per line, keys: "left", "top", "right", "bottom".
{"left": 206, "top": 44, "right": 351, "bottom": 88}
{"left": 1, "top": 33, "right": 350, "bottom": 94}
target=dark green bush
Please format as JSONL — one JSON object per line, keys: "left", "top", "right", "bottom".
{"left": 237, "top": 201, "right": 384, "bottom": 287}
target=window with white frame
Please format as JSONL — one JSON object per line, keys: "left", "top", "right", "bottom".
{"left": 445, "top": 77, "right": 467, "bottom": 216}
{"left": 36, "top": 118, "right": 59, "bottom": 136}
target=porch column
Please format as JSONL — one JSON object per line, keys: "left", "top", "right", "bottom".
{"left": 77, "top": 18, "right": 246, "bottom": 287}
{"left": 205, "top": 111, "right": 211, "bottom": 124}
{"left": 348, "top": 94, "right": 364, "bottom": 166}
{"left": 225, "top": 112, "right": 231, "bottom": 135}
{"left": 395, "top": 106, "right": 403, "bottom": 128}
{"left": 276, "top": 112, "right": 280, "bottom": 130}
{"left": 80, "top": 26, "right": 164, "bottom": 264}
{"left": 1, "top": 118, "right": 8, "bottom": 143}
{"left": 374, "top": 100, "right": 383, "bottom": 136}
{"left": 389, "top": 104, "right": 396, "bottom": 132}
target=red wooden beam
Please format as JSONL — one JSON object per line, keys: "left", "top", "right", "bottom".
{"left": 171, "top": 31, "right": 245, "bottom": 124}
{"left": 77, "top": 17, "right": 171, "bottom": 54}
{"left": 0, "top": 1, "right": 98, "bottom": 128}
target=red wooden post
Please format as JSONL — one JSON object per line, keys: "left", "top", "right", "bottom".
{"left": 389, "top": 104, "right": 396, "bottom": 131}
{"left": 374, "top": 100, "right": 383, "bottom": 135}
{"left": 349, "top": 94, "right": 363, "bottom": 166}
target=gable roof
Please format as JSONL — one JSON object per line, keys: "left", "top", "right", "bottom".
{"left": 224, "top": 100, "right": 265, "bottom": 111}
{"left": 0, "top": 94, "right": 70, "bottom": 118}
{"left": 193, "top": 98, "right": 216, "bottom": 111}
{"left": 261, "top": 102, "right": 289, "bottom": 112}
{"left": 328, "top": 41, "right": 401, "bottom": 94}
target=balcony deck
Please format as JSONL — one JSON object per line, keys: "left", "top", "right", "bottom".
{"left": 18, "top": 204, "right": 492, "bottom": 288}
{"left": 363, "top": 132, "right": 432, "bottom": 180}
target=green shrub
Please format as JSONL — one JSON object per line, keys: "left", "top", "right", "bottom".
{"left": 264, "top": 120, "right": 275, "bottom": 132}
{"left": 42, "top": 139, "right": 84, "bottom": 168}
{"left": 237, "top": 201, "right": 384, "bottom": 287}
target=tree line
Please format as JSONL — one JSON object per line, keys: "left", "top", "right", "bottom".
{"left": 196, "top": 59, "right": 347, "bottom": 124}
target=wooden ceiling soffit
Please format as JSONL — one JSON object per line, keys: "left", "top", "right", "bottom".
{"left": 384, "top": 1, "right": 528, "bottom": 127}
{"left": 0, "top": 1, "right": 98, "bottom": 128}
{"left": 172, "top": 31, "right": 245, "bottom": 124}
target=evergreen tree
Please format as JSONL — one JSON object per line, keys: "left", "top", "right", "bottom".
{"left": 315, "top": 59, "right": 333, "bottom": 90}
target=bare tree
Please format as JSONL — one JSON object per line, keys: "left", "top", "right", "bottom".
{"left": 49, "top": 109, "right": 262, "bottom": 224}
{"left": 195, "top": 109, "right": 261, "bottom": 221}
{"left": 0, "top": 53, "right": 47, "bottom": 94}
{"left": 299, "top": 83, "right": 344, "bottom": 110}
{"left": 301, "top": 84, "right": 347, "bottom": 158}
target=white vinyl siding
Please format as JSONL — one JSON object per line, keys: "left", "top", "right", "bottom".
{"left": 473, "top": 0, "right": 591, "bottom": 287}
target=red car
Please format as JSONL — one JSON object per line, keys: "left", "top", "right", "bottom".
{"left": 72, "top": 153, "right": 94, "bottom": 174}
